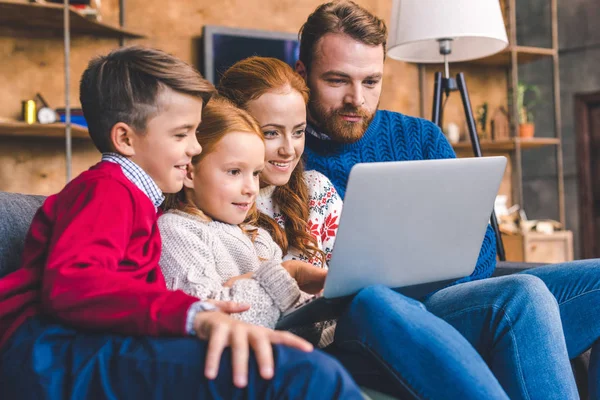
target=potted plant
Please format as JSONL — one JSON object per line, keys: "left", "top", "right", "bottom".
{"left": 517, "top": 82, "right": 540, "bottom": 138}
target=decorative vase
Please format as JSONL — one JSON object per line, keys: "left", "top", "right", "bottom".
{"left": 519, "top": 123, "right": 535, "bottom": 138}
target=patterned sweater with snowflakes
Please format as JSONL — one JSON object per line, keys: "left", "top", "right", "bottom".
{"left": 257, "top": 170, "right": 343, "bottom": 269}
{"left": 257, "top": 170, "right": 342, "bottom": 347}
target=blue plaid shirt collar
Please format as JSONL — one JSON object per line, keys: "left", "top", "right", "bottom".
{"left": 101, "top": 152, "right": 165, "bottom": 209}
{"left": 305, "top": 123, "right": 331, "bottom": 141}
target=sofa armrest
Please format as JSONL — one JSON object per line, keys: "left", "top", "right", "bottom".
{"left": 0, "top": 191, "right": 46, "bottom": 278}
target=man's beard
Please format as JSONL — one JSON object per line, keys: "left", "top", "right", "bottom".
{"left": 308, "top": 100, "right": 376, "bottom": 144}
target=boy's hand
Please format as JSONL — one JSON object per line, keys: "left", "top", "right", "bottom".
{"left": 222, "top": 272, "right": 254, "bottom": 288}
{"left": 281, "top": 260, "right": 327, "bottom": 294}
{"left": 193, "top": 311, "right": 313, "bottom": 388}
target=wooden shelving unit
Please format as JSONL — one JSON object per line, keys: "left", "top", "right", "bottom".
{"left": 1, "top": 0, "right": 135, "bottom": 182}
{"left": 0, "top": 121, "right": 89, "bottom": 140}
{"left": 419, "top": 0, "right": 564, "bottom": 227}
{"left": 506, "top": 0, "right": 565, "bottom": 224}
{"left": 0, "top": 0, "right": 144, "bottom": 38}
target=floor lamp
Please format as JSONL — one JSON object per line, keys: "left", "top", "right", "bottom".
{"left": 387, "top": 0, "right": 509, "bottom": 261}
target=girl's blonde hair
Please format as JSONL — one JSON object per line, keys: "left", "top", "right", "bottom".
{"left": 162, "top": 96, "right": 264, "bottom": 232}
{"left": 219, "top": 56, "right": 325, "bottom": 266}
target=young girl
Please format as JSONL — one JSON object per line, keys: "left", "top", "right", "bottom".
{"left": 159, "top": 97, "right": 326, "bottom": 333}
{"left": 219, "top": 57, "right": 344, "bottom": 348}
{"left": 218, "top": 56, "right": 342, "bottom": 269}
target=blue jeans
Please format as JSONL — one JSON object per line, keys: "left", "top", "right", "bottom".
{"left": 425, "top": 273, "right": 578, "bottom": 400}
{"left": 0, "top": 317, "right": 363, "bottom": 399}
{"left": 519, "top": 259, "right": 600, "bottom": 399}
{"left": 328, "top": 273, "right": 581, "bottom": 400}
{"left": 327, "top": 285, "right": 510, "bottom": 400}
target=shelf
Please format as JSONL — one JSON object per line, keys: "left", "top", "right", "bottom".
{"left": 466, "top": 46, "right": 556, "bottom": 67}
{"left": 452, "top": 137, "right": 561, "bottom": 152}
{"left": 0, "top": 0, "right": 145, "bottom": 39}
{"left": 425, "top": 46, "right": 556, "bottom": 69}
{"left": 0, "top": 121, "right": 89, "bottom": 140}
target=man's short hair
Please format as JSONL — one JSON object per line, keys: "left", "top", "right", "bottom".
{"left": 80, "top": 46, "right": 215, "bottom": 153}
{"left": 298, "top": 0, "right": 387, "bottom": 71}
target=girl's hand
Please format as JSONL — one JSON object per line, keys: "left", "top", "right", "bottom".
{"left": 223, "top": 272, "right": 254, "bottom": 287}
{"left": 204, "top": 299, "right": 250, "bottom": 313}
{"left": 281, "top": 260, "right": 327, "bottom": 294}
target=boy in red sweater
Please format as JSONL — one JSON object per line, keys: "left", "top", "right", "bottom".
{"left": 0, "top": 46, "right": 361, "bottom": 399}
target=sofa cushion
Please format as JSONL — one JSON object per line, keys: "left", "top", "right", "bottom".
{"left": 0, "top": 191, "right": 45, "bottom": 278}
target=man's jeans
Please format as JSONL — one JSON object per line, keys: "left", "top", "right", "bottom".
{"left": 327, "top": 285, "right": 510, "bottom": 400}
{"left": 425, "top": 273, "right": 578, "bottom": 400}
{"left": 0, "top": 317, "right": 363, "bottom": 399}
{"left": 328, "top": 259, "right": 600, "bottom": 400}
{"left": 520, "top": 259, "right": 600, "bottom": 398}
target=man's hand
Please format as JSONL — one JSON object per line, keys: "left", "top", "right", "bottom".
{"left": 222, "top": 272, "right": 254, "bottom": 288}
{"left": 193, "top": 311, "right": 313, "bottom": 388}
{"left": 281, "top": 260, "right": 327, "bottom": 294}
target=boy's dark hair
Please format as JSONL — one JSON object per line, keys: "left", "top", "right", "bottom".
{"left": 298, "top": 0, "right": 387, "bottom": 71}
{"left": 80, "top": 46, "right": 215, "bottom": 153}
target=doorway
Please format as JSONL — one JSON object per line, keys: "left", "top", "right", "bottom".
{"left": 575, "top": 91, "right": 600, "bottom": 258}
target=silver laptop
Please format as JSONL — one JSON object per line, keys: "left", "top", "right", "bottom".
{"left": 276, "top": 156, "right": 507, "bottom": 330}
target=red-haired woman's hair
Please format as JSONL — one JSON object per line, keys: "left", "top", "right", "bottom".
{"left": 218, "top": 56, "right": 325, "bottom": 265}
{"left": 162, "top": 96, "right": 264, "bottom": 235}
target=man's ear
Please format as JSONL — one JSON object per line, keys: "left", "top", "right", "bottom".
{"left": 110, "top": 122, "right": 137, "bottom": 157}
{"left": 295, "top": 60, "right": 307, "bottom": 80}
{"left": 183, "top": 164, "right": 195, "bottom": 189}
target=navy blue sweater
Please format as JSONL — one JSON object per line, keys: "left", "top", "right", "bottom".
{"left": 304, "top": 110, "right": 496, "bottom": 282}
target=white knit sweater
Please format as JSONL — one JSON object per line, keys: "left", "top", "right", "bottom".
{"left": 158, "top": 210, "right": 302, "bottom": 329}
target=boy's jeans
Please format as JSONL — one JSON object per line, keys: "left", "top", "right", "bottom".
{"left": 329, "top": 260, "right": 600, "bottom": 400}
{"left": 0, "top": 317, "right": 363, "bottom": 399}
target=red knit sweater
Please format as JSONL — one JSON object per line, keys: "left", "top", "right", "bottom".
{"left": 0, "top": 162, "right": 199, "bottom": 349}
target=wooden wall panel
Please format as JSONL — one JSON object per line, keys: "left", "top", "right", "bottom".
{"left": 0, "top": 0, "right": 502, "bottom": 195}
{"left": 124, "top": 0, "right": 420, "bottom": 116}
{"left": 0, "top": 138, "right": 100, "bottom": 195}
{"left": 422, "top": 64, "right": 509, "bottom": 142}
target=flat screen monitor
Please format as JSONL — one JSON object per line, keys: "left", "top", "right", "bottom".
{"left": 200, "top": 25, "right": 300, "bottom": 84}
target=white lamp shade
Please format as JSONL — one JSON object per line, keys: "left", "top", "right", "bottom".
{"left": 388, "top": 0, "right": 509, "bottom": 63}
